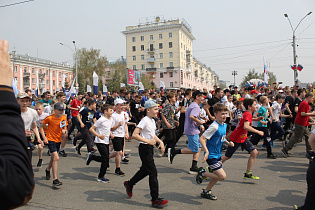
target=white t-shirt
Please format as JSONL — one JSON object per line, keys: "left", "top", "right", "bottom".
{"left": 245, "top": 94, "right": 251, "bottom": 99}
{"left": 111, "top": 111, "right": 129, "bottom": 137}
{"left": 21, "top": 107, "right": 38, "bottom": 130}
{"left": 221, "top": 95, "right": 228, "bottom": 105}
{"left": 272, "top": 102, "right": 282, "bottom": 122}
{"left": 94, "top": 116, "right": 113, "bottom": 144}
{"left": 200, "top": 108, "right": 208, "bottom": 123}
{"left": 225, "top": 101, "right": 234, "bottom": 117}
{"left": 37, "top": 112, "right": 49, "bottom": 128}
{"left": 43, "top": 105, "right": 53, "bottom": 115}
{"left": 137, "top": 116, "right": 156, "bottom": 144}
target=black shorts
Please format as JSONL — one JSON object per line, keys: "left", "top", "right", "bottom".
{"left": 48, "top": 141, "right": 61, "bottom": 153}
{"left": 112, "top": 137, "right": 124, "bottom": 151}
{"left": 225, "top": 139, "right": 256, "bottom": 158}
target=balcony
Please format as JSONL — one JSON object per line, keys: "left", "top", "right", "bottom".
{"left": 146, "top": 68, "right": 157, "bottom": 72}
{"left": 186, "top": 67, "right": 192, "bottom": 74}
{"left": 166, "top": 66, "right": 174, "bottom": 70}
{"left": 201, "top": 76, "right": 205, "bottom": 81}
{"left": 147, "top": 48, "right": 155, "bottom": 52}
{"left": 147, "top": 58, "right": 155, "bottom": 63}
{"left": 23, "top": 72, "right": 30, "bottom": 77}
{"left": 23, "top": 79, "right": 30, "bottom": 86}
{"left": 39, "top": 83, "right": 45, "bottom": 88}
{"left": 38, "top": 73, "right": 45, "bottom": 78}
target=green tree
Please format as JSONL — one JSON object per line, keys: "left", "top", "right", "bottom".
{"left": 240, "top": 68, "right": 277, "bottom": 87}
{"left": 140, "top": 73, "right": 156, "bottom": 90}
{"left": 77, "top": 48, "right": 108, "bottom": 93}
{"left": 106, "top": 59, "right": 127, "bottom": 92}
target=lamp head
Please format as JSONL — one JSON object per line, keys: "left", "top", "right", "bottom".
{"left": 284, "top": 14, "right": 288, "bottom": 17}
{"left": 72, "top": 41, "right": 75, "bottom": 44}
{"left": 60, "top": 43, "right": 64, "bottom": 45}
{"left": 307, "top": 12, "right": 312, "bottom": 15}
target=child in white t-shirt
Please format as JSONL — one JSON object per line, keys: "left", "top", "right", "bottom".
{"left": 124, "top": 100, "right": 168, "bottom": 208}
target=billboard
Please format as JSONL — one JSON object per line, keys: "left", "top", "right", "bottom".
{"left": 128, "top": 69, "right": 141, "bottom": 85}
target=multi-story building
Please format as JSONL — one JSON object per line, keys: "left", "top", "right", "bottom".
{"left": 122, "top": 16, "right": 219, "bottom": 90}
{"left": 10, "top": 51, "right": 74, "bottom": 94}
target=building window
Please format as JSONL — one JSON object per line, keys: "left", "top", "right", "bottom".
{"left": 169, "top": 42, "right": 172, "bottom": 48}
{"left": 32, "top": 68, "right": 35, "bottom": 74}
{"left": 66, "top": 73, "right": 68, "bottom": 77}
{"left": 132, "top": 37, "right": 136, "bottom": 42}
{"left": 14, "top": 77, "right": 18, "bottom": 82}
{"left": 150, "top": 54, "right": 154, "bottom": 58}
{"left": 141, "top": 55, "right": 144, "bottom": 60}
{"left": 159, "top": 43, "right": 163, "bottom": 49}
{"left": 133, "top": 65, "right": 136, "bottom": 70}
{"left": 59, "top": 81, "right": 62, "bottom": 86}
{"left": 23, "top": 67, "right": 27, "bottom": 72}
{"left": 150, "top": 35, "right": 153, "bottom": 40}
{"left": 169, "top": 52, "right": 173, "bottom": 58}
{"left": 181, "top": 43, "right": 182, "bottom": 48}
{"left": 170, "top": 82, "right": 173, "bottom": 88}
{"left": 39, "top": 69, "right": 42, "bottom": 74}
{"left": 53, "top": 71, "right": 55, "bottom": 77}
{"left": 132, "top": 46, "right": 136, "bottom": 52}
{"left": 141, "top": 36, "right": 144, "bottom": 41}
{"left": 170, "top": 72, "right": 173, "bottom": 77}
{"left": 46, "top": 80, "right": 49, "bottom": 85}
{"left": 141, "top": 64, "right": 145, "bottom": 70}
{"left": 59, "top": 72, "right": 61, "bottom": 77}
{"left": 32, "top": 78, "right": 35, "bottom": 84}
{"left": 132, "top": 56, "right": 136, "bottom": 61}
{"left": 141, "top": 45, "right": 144, "bottom": 51}
{"left": 169, "top": 32, "right": 172, "bottom": 38}
{"left": 159, "top": 53, "right": 163, "bottom": 59}
{"left": 160, "top": 72, "right": 163, "bottom": 78}
{"left": 46, "top": 70, "right": 49, "bottom": 75}
{"left": 169, "top": 62, "right": 173, "bottom": 67}
{"left": 53, "top": 80, "right": 55, "bottom": 86}
{"left": 159, "top": 34, "right": 162, "bottom": 39}
{"left": 184, "top": 45, "right": 185, "bottom": 50}
{"left": 160, "top": 63, "right": 163, "bottom": 68}
{"left": 150, "top": 64, "right": 154, "bottom": 68}
{"left": 149, "top": 44, "right": 154, "bottom": 51}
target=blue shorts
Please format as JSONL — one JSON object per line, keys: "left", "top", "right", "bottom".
{"left": 206, "top": 157, "right": 222, "bottom": 171}
{"left": 224, "top": 139, "right": 256, "bottom": 158}
{"left": 48, "top": 141, "right": 61, "bottom": 153}
{"left": 187, "top": 134, "right": 201, "bottom": 153}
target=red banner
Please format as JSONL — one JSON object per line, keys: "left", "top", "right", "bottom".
{"left": 128, "top": 69, "right": 135, "bottom": 85}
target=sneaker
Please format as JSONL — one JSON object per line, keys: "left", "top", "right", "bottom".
{"left": 115, "top": 169, "right": 125, "bottom": 176}
{"left": 37, "top": 159, "right": 43, "bottom": 168}
{"left": 86, "top": 153, "right": 93, "bottom": 165}
{"left": 124, "top": 181, "right": 133, "bottom": 198}
{"left": 45, "top": 169, "right": 51, "bottom": 180}
{"left": 267, "top": 153, "right": 278, "bottom": 159}
{"left": 72, "top": 136, "right": 76, "bottom": 146}
{"left": 281, "top": 149, "right": 288, "bottom": 158}
{"left": 97, "top": 177, "right": 110, "bottom": 183}
{"left": 206, "top": 166, "right": 213, "bottom": 173}
{"left": 189, "top": 167, "right": 199, "bottom": 175}
{"left": 47, "top": 150, "right": 51, "bottom": 156}
{"left": 261, "top": 144, "right": 266, "bottom": 150}
{"left": 167, "top": 148, "right": 176, "bottom": 164}
{"left": 243, "top": 173, "right": 260, "bottom": 180}
{"left": 52, "top": 179, "right": 63, "bottom": 187}
{"left": 59, "top": 150, "right": 67, "bottom": 157}
{"left": 270, "top": 141, "right": 275, "bottom": 148}
{"left": 151, "top": 198, "right": 168, "bottom": 208}
{"left": 201, "top": 190, "right": 217, "bottom": 200}
{"left": 75, "top": 147, "right": 81, "bottom": 155}
{"left": 124, "top": 153, "right": 130, "bottom": 158}
{"left": 121, "top": 157, "right": 129, "bottom": 164}
{"left": 91, "top": 148, "right": 97, "bottom": 153}
{"left": 196, "top": 167, "right": 206, "bottom": 184}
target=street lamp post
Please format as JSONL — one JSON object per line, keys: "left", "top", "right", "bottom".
{"left": 60, "top": 41, "right": 78, "bottom": 89}
{"left": 284, "top": 12, "right": 312, "bottom": 85}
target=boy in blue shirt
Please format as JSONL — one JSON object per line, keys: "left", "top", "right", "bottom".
{"left": 196, "top": 103, "right": 234, "bottom": 200}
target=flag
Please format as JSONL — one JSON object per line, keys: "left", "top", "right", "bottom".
{"left": 160, "top": 81, "right": 165, "bottom": 89}
{"left": 263, "top": 57, "right": 269, "bottom": 83}
{"left": 12, "top": 78, "right": 19, "bottom": 97}
{"left": 66, "top": 78, "right": 76, "bottom": 101}
{"left": 120, "top": 83, "right": 126, "bottom": 88}
{"left": 291, "top": 64, "right": 303, "bottom": 71}
{"left": 62, "top": 73, "right": 67, "bottom": 92}
{"left": 93, "top": 71, "right": 99, "bottom": 94}
{"left": 35, "top": 73, "right": 39, "bottom": 97}
{"left": 103, "top": 84, "right": 108, "bottom": 95}
{"left": 87, "top": 85, "right": 92, "bottom": 93}
{"left": 139, "top": 82, "right": 144, "bottom": 90}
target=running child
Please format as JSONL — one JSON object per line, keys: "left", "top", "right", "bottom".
{"left": 222, "top": 98, "right": 264, "bottom": 180}
{"left": 35, "top": 102, "right": 49, "bottom": 167}
{"left": 40, "top": 102, "right": 67, "bottom": 187}
{"left": 124, "top": 100, "right": 168, "bottom": 208}
{"left": 196, "top": 103, "right": 234, "bottom": 200}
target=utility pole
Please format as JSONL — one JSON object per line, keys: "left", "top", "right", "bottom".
{"left": 232, "top": 70, "right": 238, "bottom": 86}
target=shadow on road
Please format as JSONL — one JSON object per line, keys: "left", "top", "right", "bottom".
{"left": 265, "top": 190, "right": 304, "bottom": 206}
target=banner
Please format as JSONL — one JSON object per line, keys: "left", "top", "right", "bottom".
{"left": 66, "top": 78, "right": 76, "bottom": 101}
{"left": 160, "top": 81, "right": 165, "bottom": 89}
{"left": 87, "top": 85, "right": 92, "bottom": 93}
{"left": 127, "top": 69, "right": 135, "bottom": 85}
{"left": 139, "top": 82, "right": 144, "bottom": 90}
{"left": 103, "top": 84, "right": 108, "bottom": 96}
{"left": 263, "top": 57, "right": 269, "bottom": 83}
{"left": 134, "top": 70, "right": 141, "bottom": 85}
{"left": 93, "top": 71, "right": 99, "bottom": 94}
{"left": 120, "top": 83, "right": 126, "bottom": 88}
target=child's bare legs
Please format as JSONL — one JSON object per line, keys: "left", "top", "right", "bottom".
{"left": 221, "top": 155, "right": 229, "bottom": 163}
{"left": 204, "top": 168, "right": 226, "bottom": 191}
{"left": 192, "top": 148, "right": 201, "bottom": 161}
{"left": 47, "top": 152, "right": 59, "bottom": 180}
{"left": 115, "top": 151, "right": 123, "bottom": 168}
{"left": 38, "top": 143, "right": 43, "bottom": 159}
{"left": 61, "top": 131, "right": 68, "bottom": 149}
{"left": 247, "top": 149, "right": 258, "bottom": 171}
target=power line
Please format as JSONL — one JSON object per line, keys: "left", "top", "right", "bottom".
{"left": 0, "top": 0, "right": 34, "bottom": 8}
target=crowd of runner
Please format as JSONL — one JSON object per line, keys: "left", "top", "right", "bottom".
{"left": 19, "top": 83, "right": 315, "bottom": 209}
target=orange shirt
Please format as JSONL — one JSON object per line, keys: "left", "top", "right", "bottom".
{"left": 43, "top": 115, "right": 68, "bottom": 143}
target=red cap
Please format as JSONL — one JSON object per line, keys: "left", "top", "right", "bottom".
{"left": 250, "top": 90, "right": 259, "bottom": 94}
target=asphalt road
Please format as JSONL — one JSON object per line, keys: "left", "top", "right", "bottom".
{"left": 21, "top": 136, "right": 310, "bottom": 210}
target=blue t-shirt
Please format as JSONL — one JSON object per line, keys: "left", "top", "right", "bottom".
{"left": 257, "top": 106, "right": 268, "bottom": 127}
{"left": 202, "top": 120, "right": 227, "bottom": 159}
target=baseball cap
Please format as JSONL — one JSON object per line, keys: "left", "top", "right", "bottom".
{"left": 250, "top": 90, "right": 259, "bottom": 94}
{"left": 17, "top": 92, "right": 31, "bottom": 99}
{"left": 192, "top": 90, "right": 202, "bottom": 98}
{"left": 114, "top": 98, "right": 126, "bottom": 105}
{"left": 144, "top": 99, "right": 158, "bottom": 109}
{"left": 278, "top": 90, "right": 284, "bottom": 93}
{"left": 156, "top": 98, "right": 163, "bottom": 102}
{"left": 54, "top": 102, "right": 65, "bottom": 110}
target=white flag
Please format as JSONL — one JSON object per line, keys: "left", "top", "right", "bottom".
{"left": 87, "top": 85, "right": 92, "bottom": 92}
{"left": 120, "top": 83, "right": 126, "bottom": 88}
{"left": 139, "top": 82, "right": 144, "bottom": 90}
{"left": 66, "top": 78, "right": 76, "bottom": 101}
{"left": 103, "top": 84, "right": 107, "bottom": 93}
{"left": 160, "top": 81, "right": 165, "bottom": 89}
{"left": 263, "top": 57, "right": 269, "bottom": 84}
{"left": 93, "top": 71, "right": 99, "bottom": 86}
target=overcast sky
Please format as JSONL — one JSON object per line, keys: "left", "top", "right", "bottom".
{"left": 1, "top": 0, "right": 314, "bottom": 87}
